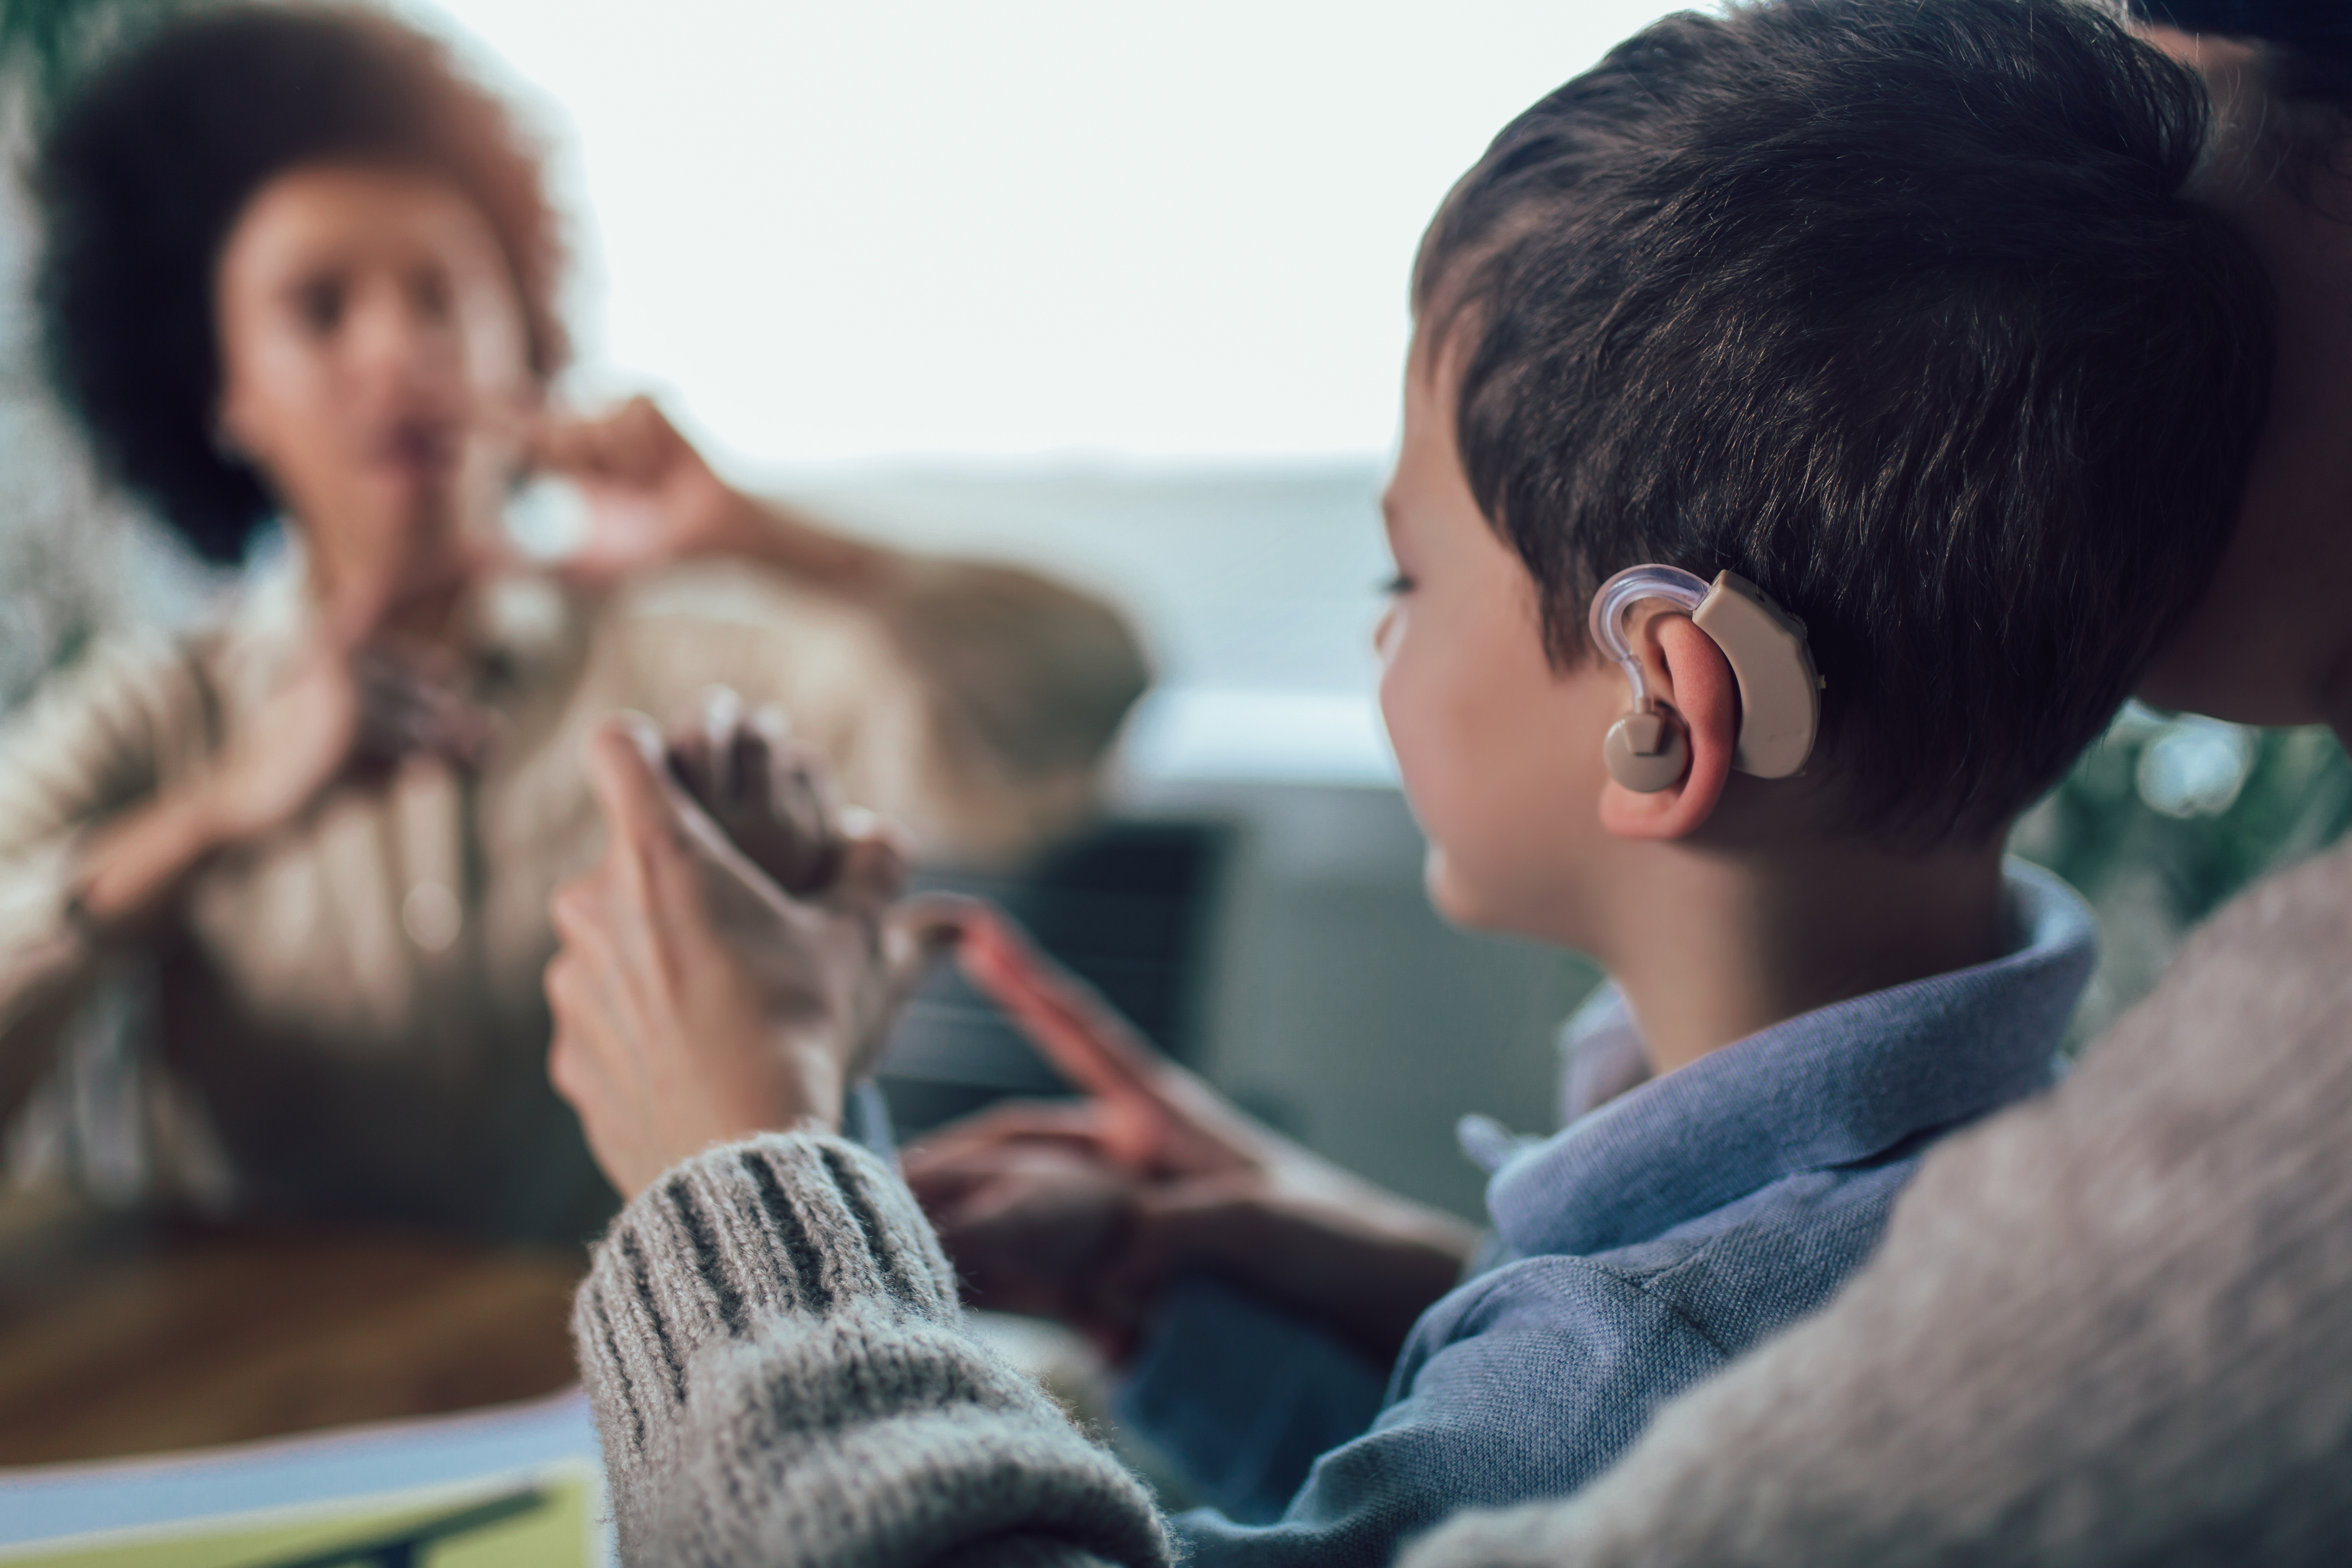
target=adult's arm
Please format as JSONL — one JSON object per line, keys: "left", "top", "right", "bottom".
{"left": 573, "top": 1131, "right": 1171, "bottom": 1568}
{"left": 534, "top": 399, "right": 1151, "bottom": 863}
{"left": 547, "top": 721, "right": 1168, "bottom": 1564}
{"left": 575, "top": 1125, "right": 1735, "bottom": 1568}
{"left": 0, "top": 638, "right": 216, "bottom": 1122}
{"left": 1404, "top": 837, "right": 2352, "bottom": 1568}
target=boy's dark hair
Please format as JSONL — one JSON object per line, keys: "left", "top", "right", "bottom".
{"left": 35, "top": 3, "right": 567, "bottom": 565}
{"left": 1416, "top": 0, "right": 2271, "bottom": 841}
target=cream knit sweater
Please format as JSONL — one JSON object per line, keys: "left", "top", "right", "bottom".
{"left": 577, "top": 838, "right": 2352, "bottom": 1566}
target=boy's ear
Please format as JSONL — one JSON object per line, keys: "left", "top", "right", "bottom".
{"left": 1599, "top": 614, "right": 1736, "bottom": 841}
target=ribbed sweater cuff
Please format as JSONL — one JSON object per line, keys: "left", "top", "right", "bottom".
{"left": 574, "top": 1132, "right": 962, "bottom": 1473}
{"left": 572, "top": 1133, "right": 1171, "bottom": 1568}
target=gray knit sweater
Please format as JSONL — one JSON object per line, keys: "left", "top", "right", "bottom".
{"left": 577, "top": 839, "right": 2352, "bottom": 1566}
{"left": 572, "top": 1134, "right": 1171, "bottom": 1568}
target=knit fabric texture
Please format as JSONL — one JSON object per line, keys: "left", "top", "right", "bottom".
{"left": 573, "top": 1134, "right": 1171, "bottom": 1568}
{"left": 1402, "top": 835, "right": 2352, "bottom": 1568}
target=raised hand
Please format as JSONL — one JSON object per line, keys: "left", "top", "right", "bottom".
{"left": 904, "top": 910, "right": 1479, "bottom": 1364}
{"left": 200, "top": 641, "right": 495, "bottom": 847}
{"left": 545, "top": 714, "right": 957, "bottom": 1199}
{"left": 902, "top": 1123, "right": 1147, "bottom": 1355}
{"left": 71, "top": 581, "right": 497, "bottom": 933}
{"left": 521, "top": 396, "right": 745, "bottom": 586}
{"left": 660, "top": 686, "right": 843, "bottom": 897}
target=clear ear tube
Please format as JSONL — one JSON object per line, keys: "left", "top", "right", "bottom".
{"left": 1588, "top": 564, "right": 1710, "bottom": 713}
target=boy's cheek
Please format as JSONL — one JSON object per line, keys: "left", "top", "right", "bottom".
{"left": 1382, "top": 678, "right": 1498, "bottom": 923}
{"left": 1422, "top": 845, "right": 1483, "bottom": 929}
{"left": 1377, "top": 656, "right": 1445, "bottom": 821}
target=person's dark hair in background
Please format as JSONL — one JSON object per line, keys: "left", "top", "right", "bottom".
{"left": 1409, "top": 0, "right": 2270, "bottom": 844}
{"left": 36, "top": 4, "right": 565, "bottom": 564}
{"left": 2130, "top": 1, "right": 2350, "bottom": 125}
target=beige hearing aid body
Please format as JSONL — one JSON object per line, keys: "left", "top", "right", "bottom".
{"left": 1591, "top": 566, "right": 1820, "bottom": 794}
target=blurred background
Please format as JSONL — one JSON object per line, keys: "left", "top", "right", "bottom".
{"left": 3, "top": 1, "right": 2350, "bottom": 1529}
{"left": 1, "top": 0, "right": 2347, "bottom": 1224}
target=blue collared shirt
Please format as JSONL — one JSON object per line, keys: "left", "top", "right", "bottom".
{"left": 1119, "top": 861, "right": 2096, "bottom": 1568}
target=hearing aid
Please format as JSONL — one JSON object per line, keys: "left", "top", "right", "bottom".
{"left": 1588, "top": 564, "right": 1821, "bottom": 794}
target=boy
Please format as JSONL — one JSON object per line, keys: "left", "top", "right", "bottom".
{"left": 540, "top": 1, "right": 2270, "bottom": 1564}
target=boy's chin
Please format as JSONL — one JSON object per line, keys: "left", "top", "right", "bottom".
{"left": 1424, "top": 844, "right": 1591, "bottom": 952}
{"left": 1422, "top": 848, "right": 1524, "bottom": 937}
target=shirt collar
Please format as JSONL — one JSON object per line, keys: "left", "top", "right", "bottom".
{"left": 229, "top": 533, "right": 583, "bottom": 700}
{"left": 1484, "top": 860, "right": 2096, "bottom": 1259}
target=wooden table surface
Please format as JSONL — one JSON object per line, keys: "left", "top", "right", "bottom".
{"left": 0, "top": 1191, "right": 587, "bottom": 1467}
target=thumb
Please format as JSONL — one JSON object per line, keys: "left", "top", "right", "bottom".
{"left": 584, "top": 713, "right": 684, "bottom": 852}
{"left": 588, "top": 710, "right": 751, "bottom": 865}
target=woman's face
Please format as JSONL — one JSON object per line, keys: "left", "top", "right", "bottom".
{"left": 213, "top": 163, "right": 536, "bottom": 629}
{"left": 2136, "top": 32, "right": 2352, "bottom": 731}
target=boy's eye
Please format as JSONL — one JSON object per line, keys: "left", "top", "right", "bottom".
{"left": 1380, "top": 573, "right": 1416, "bottom": 597}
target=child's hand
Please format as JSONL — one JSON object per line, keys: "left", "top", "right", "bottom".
{"left": 904, "top": 910, "right": 1481, "bottom": 1365}
{"left": 544, "top": 715, "right": 957, "bottom": 1199}
{"left": 661, "top": 686, "right": 843, "bottom": 897}
{"left": 904, "top": 1111, "right": 1152, "bottom": 1359}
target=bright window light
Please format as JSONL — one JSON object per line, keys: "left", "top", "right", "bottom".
{"left": 397, "top": 0, "right": 1677, "bottom": 468}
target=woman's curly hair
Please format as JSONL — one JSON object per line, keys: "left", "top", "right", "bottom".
{"left": 34, "top": 3, "right": 569, "bottom": 564}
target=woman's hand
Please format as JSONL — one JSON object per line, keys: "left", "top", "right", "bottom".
{"left": 198, "top": 644, "right": 492, "bottom": 848}
{"left": 523, "top": 397, "right": 748, "bottom": 586}
{"left": 545, "top": 714, "right": 956, "bottom": 1200}
{"left": 904, "top": 911, "right": 1479, "bottom": 1365}
{"left": 524, "top": 396, "right": 898, "bottom": 596}
{"left": 73, "top": 621, "right": 492, "bottom": 932}
{"left": 201, "top": 564, "right": 496, "bottom": 855}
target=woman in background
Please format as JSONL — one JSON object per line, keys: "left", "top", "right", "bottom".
{"left": 0, "top": 2, "right": 1146, "bottom": 1240}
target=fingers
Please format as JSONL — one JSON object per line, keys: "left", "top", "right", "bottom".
{"left": 585, "top": 713, "right": 737, "bottom": 958}
{"left": 955, "top": 904, "right": 1174, "bottom": 1109}
{"left": 1098, "top": 1176, "right": 1264, "bottom": 1308}
{"left": 544, "top": 958, "right": 609, "bottom": 1105}
{"left": 345, "top": 654, "right": 499, "bottom": 772}
{"left": 586, "top": 714, "right": 682, "bottom": 862}
{"left": 830, "top": 811, "right": 912, "bottom": 911}
{"left": 663, "top": 690, "right": 850, "bottom": 896}
{"left": 524, "top": 396, "right": 683, "bottom": 487}
{"left": 902, "top": 1099, "right": 1114, "bottom": 1181}
{"left": 547, "top": 873, "right": 616, "bottom": 965}
{"left": 366, "top": 672, "right": 495, "bottom": 769}
{"left": 545, "top": 926, "right": 633, "bottom": 1123}
{"left": 760, "top": 737, "right": 846, "bottom": 893}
